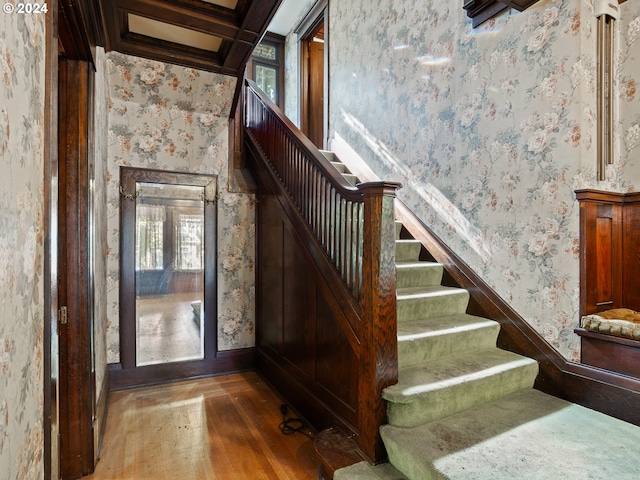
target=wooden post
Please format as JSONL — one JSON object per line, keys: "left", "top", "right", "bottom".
{"left": 358, "top": 181, "right": 400, "bottom": 463}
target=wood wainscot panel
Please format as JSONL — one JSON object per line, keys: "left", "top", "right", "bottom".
{"left": 315, "top": 283, "right": 359, "bottom": 424}
{"left": 282, "top": 225, "right": 317, "bottom": 379}
{"left": 623, "top": 193, "right": 640, "bottom": 311}
{"left": 256, "top": 183, "right": 285, "bottom": 354}
{"left": 574, "top": 189, "right": 640, "bottom": 391}
{"left": 576, "top": 328, "right": 640, "bottom": 380}
{"left": 595, "top": 207, "right": 613, "bottom": 306}
{"left": 248, "top": 138, "right": 363, "bottom": 442}
{"left": 576, "top": 190, "right": 624, "bottom": 317}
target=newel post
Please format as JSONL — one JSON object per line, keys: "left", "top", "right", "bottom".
{"left": 358, "top": 181, "right": 401, "bottom": 463}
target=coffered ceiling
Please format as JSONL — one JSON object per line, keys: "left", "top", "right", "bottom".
{"left": 96, "top": 0, "right": 283, "bottom": 76}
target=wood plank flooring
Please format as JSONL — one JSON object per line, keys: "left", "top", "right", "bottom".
{"left": 136, "top": 293, "right": 203, "bottom": 366}
{"left": 85, "top": 372, "right": 321, "bottom": 479}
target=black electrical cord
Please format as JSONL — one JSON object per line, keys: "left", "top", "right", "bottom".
{"left": 278, "top": 404, "right": 314, "bottom": 440}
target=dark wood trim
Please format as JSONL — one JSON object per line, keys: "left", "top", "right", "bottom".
{"left": 358, "top": 184, "right": 398, "bottom": 462}
{"left": 108, "top": 348, "right": 256, "bottom": 390}
{"left": 395, "top": 199, "right": 640, "bottom": 427}
{"left": 97, "top": 0, "right": 282, "bottom": 77}
{"left": 463, "top": 0, "right": 541, "bottom": 28}
{"left": 58, "top": 0, "right": 105, "bottom": 65}
{"left": 576, "top": 190, "right": 625, "bottom": 317}
{"left": 501, "top": 0, "right": 540, "bottom": 10}
{"left": 575, "top": 189, "right": 627, "bottom": 204}
{"left": 576, "top": 328, "right": 640, "bottom": 380}
{"left": 43, "top": 1, "right": 59, "bottom": 478}
{"left": 118, "top": 168, "right": 136, "bottom": 370}
{"left": 245, "top": 87, "right": 400, "bottom": 463}
{"left": 575, "top": 189, "right": 640, "bottom": 316}
{"left": 298, "top": 8, "right": 328, "bottom": 150}
{"left": 222, "top": 0, "right": 282, "bottom": 74}
{"left": 574, "top": 189, "right": 640, "bottom": 383}
{"left": 463, "top": 0, "right": 508, "bottom": 28}
{"left": 562, "top": 360, "right": 640, "bottom": 425}
{"left": 246, "top": 33, "right": 285, "bottom": 110}
{"left": 294, "top": 0, "right": 328, "bottom": 36}
{"left": 58, "top": 58, "right": 96, "bottom": 479}
{"left": 314, "top": 428, "right": 363, "bottom": 480}
{"left": 118, "top": 166, "right": 220, "bottom": 388}
{"left": 94, "top": 367, "right": 111, "bottom": 460}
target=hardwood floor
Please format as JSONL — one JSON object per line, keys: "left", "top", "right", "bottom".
{"left": 86, "top": 372, "right": 321, "bottom": 479}
{"left": 136, "top": 293, "right": 203, "bottom": 366}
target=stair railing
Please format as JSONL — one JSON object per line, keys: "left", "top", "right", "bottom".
{"left": 244, "top": 78, "right": 400, "bottom": 462}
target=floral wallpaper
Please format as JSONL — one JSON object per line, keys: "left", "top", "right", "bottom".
{"left": 322, "top": 0, "right": 639, "bottom": 361}
{"left": 0, "top": 8, "right": 45, "bottom": 480}
{"left": 107, "top": 52, "right": 256, "bottom": 363}
{"left": 619, "top": 0, "right": 640, "bottom": 187}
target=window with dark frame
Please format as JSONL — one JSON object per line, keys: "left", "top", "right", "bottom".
{"left": 248, "top": 33, "right": 285, "bottom": 109}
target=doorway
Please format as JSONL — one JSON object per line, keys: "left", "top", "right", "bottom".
{"left": 299, "top": 1, "right": 328, "bottom": 149}
{"left": 117, "top": 167, "right": 219, "bottom": 387}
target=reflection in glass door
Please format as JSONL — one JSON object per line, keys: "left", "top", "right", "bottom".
{"left": 134, "top": 183, "right": 205, "bottom": 366}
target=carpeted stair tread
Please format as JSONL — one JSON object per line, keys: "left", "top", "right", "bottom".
{"left": 398, "top": 314, "right": 500, "bottom": 368}
{"left": 320, "top": 150, "right": 336, "bottom": 162}
{"left": 334, "top": 461, "right": 409, "bottom": 480}
{"left": 343, "top": 173, "right": 358, "bottom": 186}
{"left": 383, "top": 349, "right": 538, "bottom": 427}
{"left": 396, "top": 261, "right": 443, "bottom": 288}
{"left": 331, "top": 160, "right": 347, "bottom": 173}
{"left": 397, "top": 286, "right": 469, "bottom": 322}
{"left": 395, "top": 239, "right": 422, "bottom": 262}
{"left": 380, "top": 388, "right": 640, "bottom": 480}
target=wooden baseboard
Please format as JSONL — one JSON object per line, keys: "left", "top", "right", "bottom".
{"left": 562, "top": 361, "right": 640, "bottom": 426}
{"left": 256, "top": 349, "right": 358, "bottom": 441}
{"left": 94, "top": 366, "right": 110, "bottom": 462}
{"left": 109, "top": 348, "right": 256, "bottom": 390}
{"left": 315, "top": 427, "right": 363, "bottom": 480}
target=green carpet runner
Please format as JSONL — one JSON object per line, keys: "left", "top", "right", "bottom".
{"left": 323, "top": 155, "right": 640, "bottom": 479}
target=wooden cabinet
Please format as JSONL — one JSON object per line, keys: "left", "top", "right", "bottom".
{"left": 576, "top": 189, "right": 640, "bottom": 317}
{"left": 575, "top": 189, "right": 640, "bottom": 378}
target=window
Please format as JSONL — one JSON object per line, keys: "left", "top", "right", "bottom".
{"left": 255, "top": 64, "right": 278, "bottom": 103}
{"left": 136, "top": 204, "right": 165, "bottom": 270}
{"left": 248, "top": 33, "right": 284, "bottom": 108}
{"left": 175, "top": 213, "right": 203, "bottom": 271}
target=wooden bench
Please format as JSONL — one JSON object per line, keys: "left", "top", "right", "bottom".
{"left": 575, "top": 190, "right": 640, "bottom": 379}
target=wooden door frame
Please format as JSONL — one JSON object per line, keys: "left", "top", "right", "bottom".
{"left": 111, "top": 167, "right": 248, "bottom": 390}
{"left": 297, "top": 0, "right": 328, "bottom": 149}
{"left": 57, "top": 56, "right": 97, "bottom": 480}
{"left": 49, "top": 1, "right": 105, "bottom": 478}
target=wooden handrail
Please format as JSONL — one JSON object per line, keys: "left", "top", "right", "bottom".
{"left": 244, "top": 78, "right": 400, "bottom": 462}
{"left": 245, "top": 79, "right": 400, "bottom": 302}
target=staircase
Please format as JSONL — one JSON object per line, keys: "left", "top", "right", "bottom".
{"left": 324, "top": 154, "right": 640, "bottom": 480}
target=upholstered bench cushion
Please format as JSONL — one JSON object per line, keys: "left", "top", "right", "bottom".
{"left": 581, "top": 308, "right": 640, "bottom": 340}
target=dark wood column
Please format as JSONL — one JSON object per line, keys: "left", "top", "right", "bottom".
{"left": 58, "top": 57, "right": 96, "bottom": 479}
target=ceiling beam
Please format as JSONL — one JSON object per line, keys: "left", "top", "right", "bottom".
{"left": 97, "top": 0, "right": 284, "bottom": 77}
